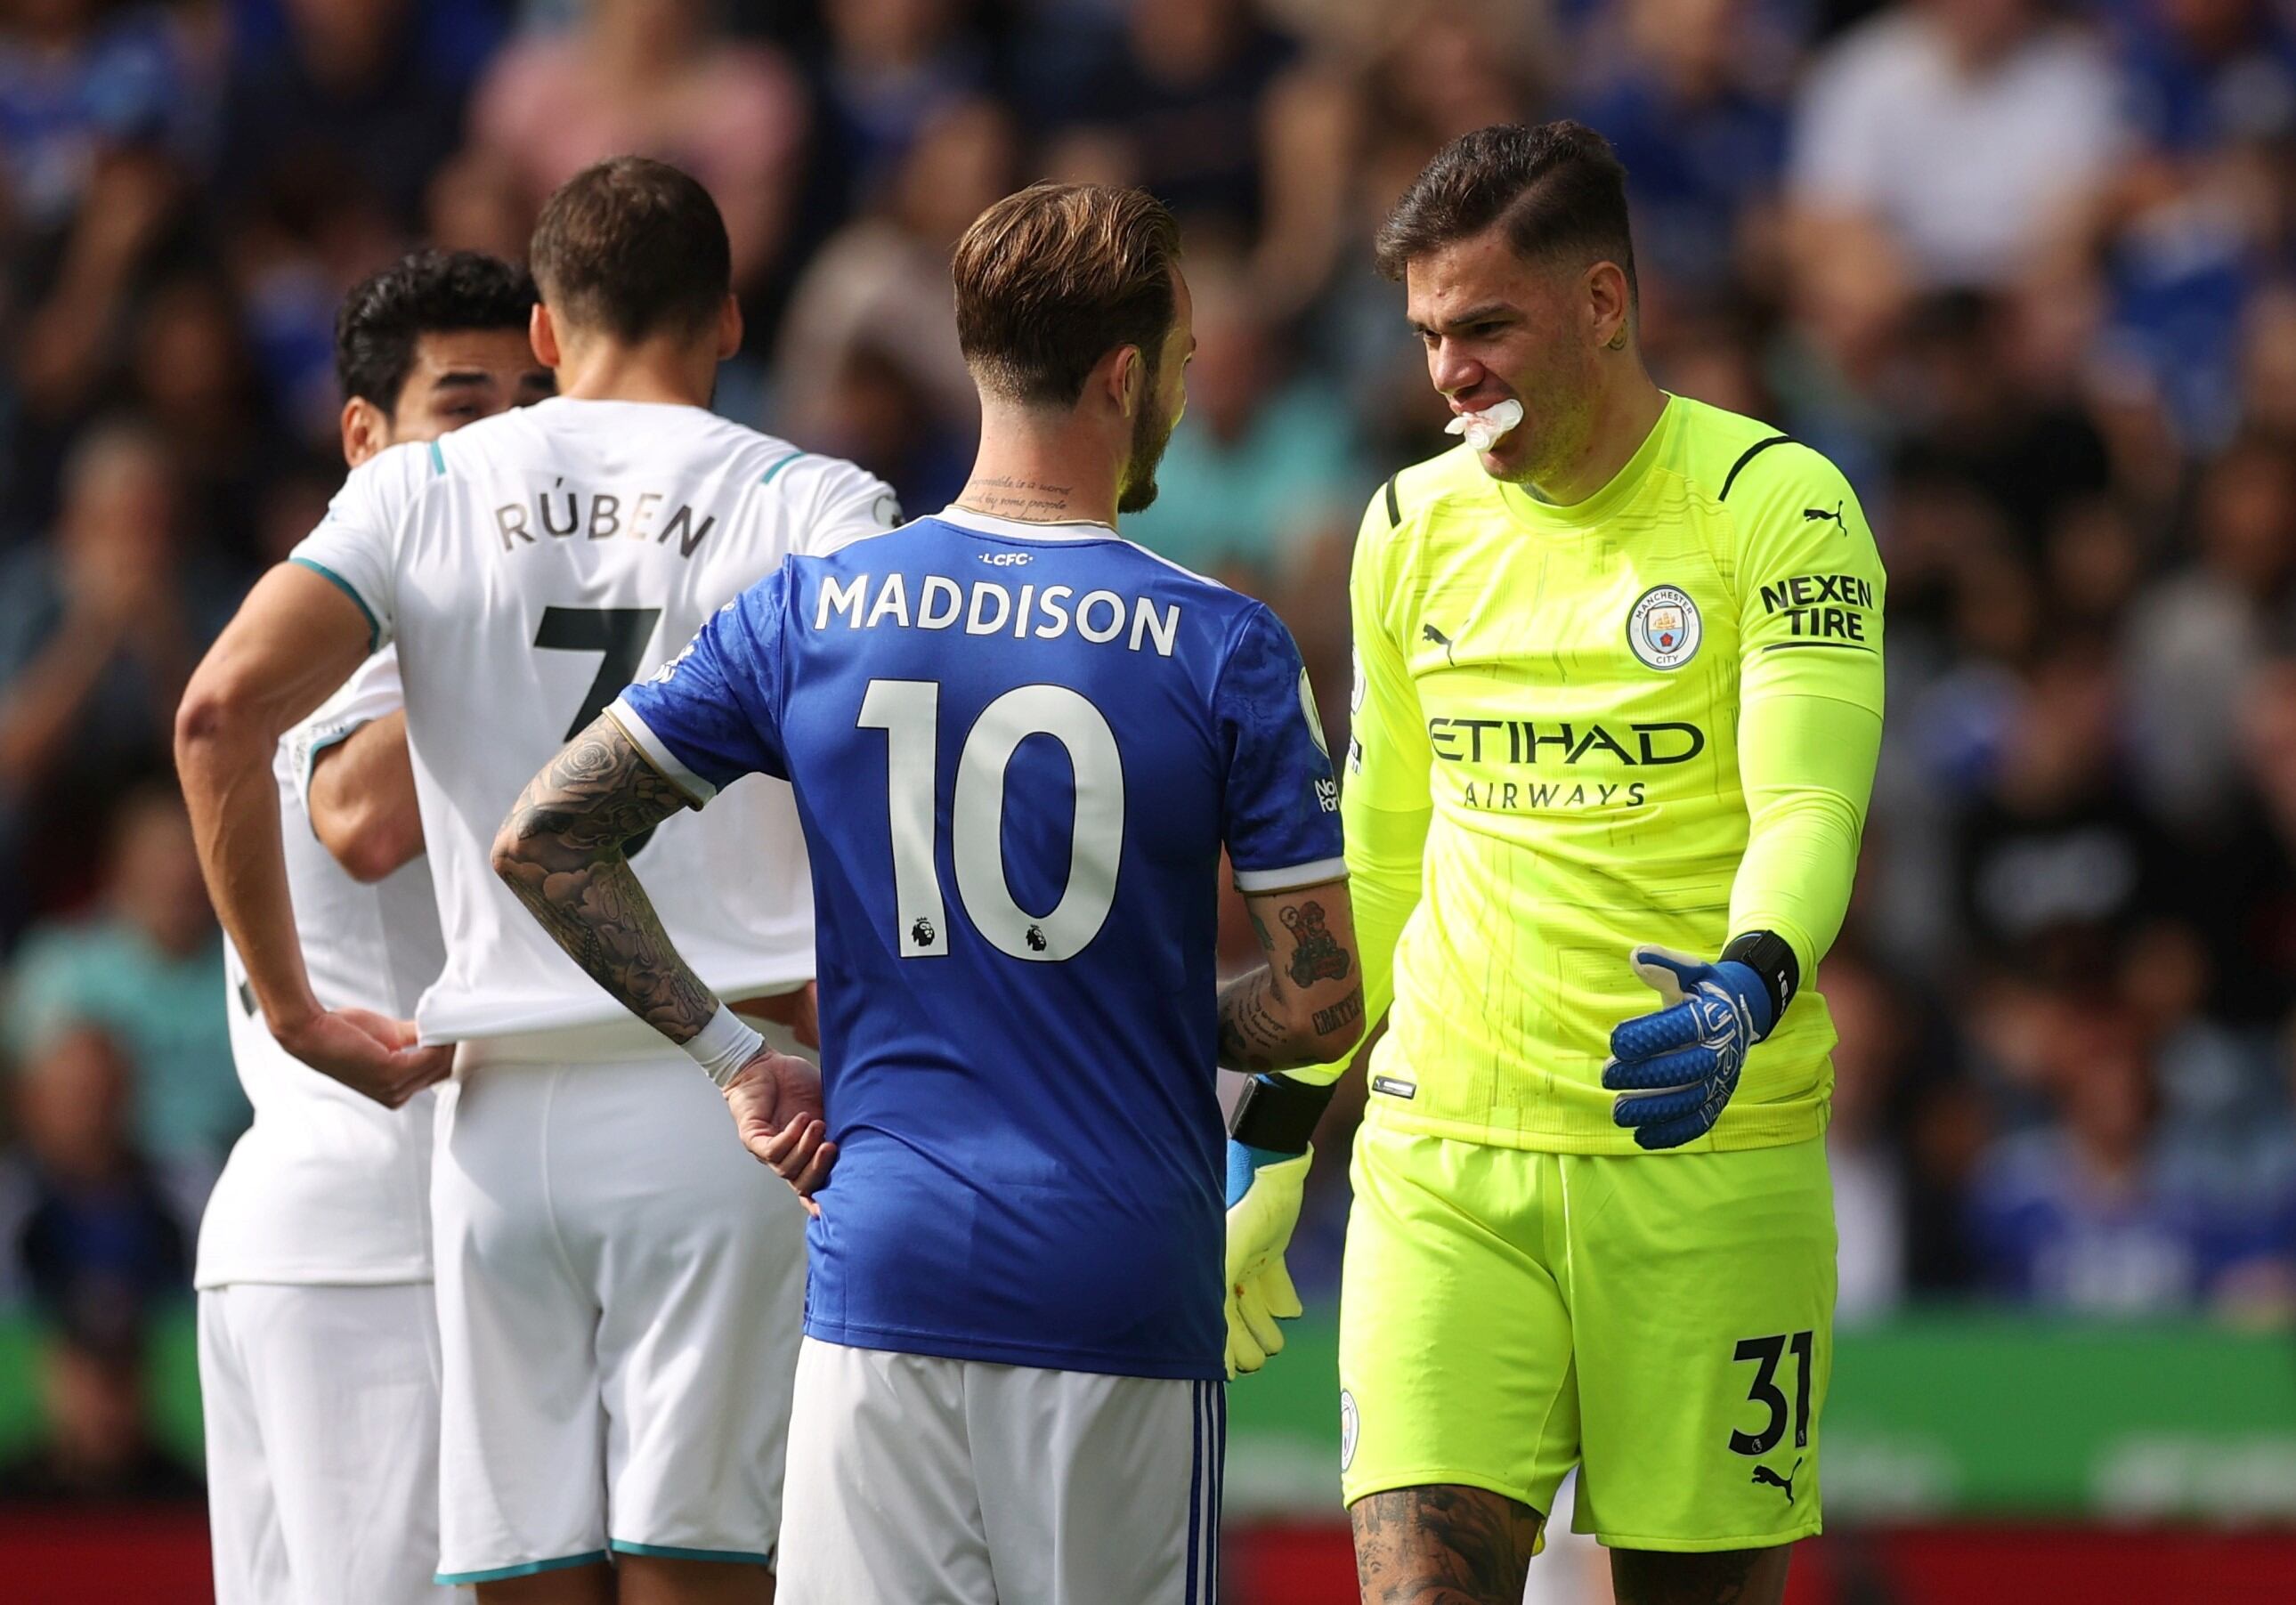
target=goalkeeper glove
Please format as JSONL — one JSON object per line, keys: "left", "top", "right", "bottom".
{"left": 1222, "top": 1071, "right": 1333, "bottom": 1377}
{"left": 1225, "top": 1140, "right": 1309, "bottom": 1378}
{"left": 1602, "top": 936, "right": 1793, "bottom": 1151}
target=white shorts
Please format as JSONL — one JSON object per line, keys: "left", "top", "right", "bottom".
{"left": 431, "top": 1045, "right": 808, "bottom": 1585}
{"left": 777, "top": 1338, "right": 1224, "bottom": 1605}
{"left": 199, "top": 1282, "right": 459, "bottom": 1605}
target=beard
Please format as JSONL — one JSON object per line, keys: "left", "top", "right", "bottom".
{"left": 1116, "top": 371, "right": 1178, "bottom": 515}
{"left": 1481, "top": 355, "right": 1599, "bottom": 491}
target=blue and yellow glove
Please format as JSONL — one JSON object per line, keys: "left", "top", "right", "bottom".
{"left": 1222, "top": 1070, "right": 1336, "bottom": 1377}
{"left": 1602, "top": 943, "right": 1787, "bottom": 1151}
{"left": 1224, "top": 1140, "right": 1309, "bottom": 1378}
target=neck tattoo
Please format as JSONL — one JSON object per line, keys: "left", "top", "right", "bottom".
{"left": 958, "top": 474, "right": 1082, "bottom": 523}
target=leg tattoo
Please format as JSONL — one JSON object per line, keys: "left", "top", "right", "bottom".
{"left": 1610, "top": 1544, "right": 1792, "bottom": 1605}
{"left": 1351, "top": 1485, "right": 1542, "bottom": 1605}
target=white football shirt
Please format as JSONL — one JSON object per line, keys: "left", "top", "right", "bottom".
{"left": 196, "top": 648, "right": 446, "bottom": 1287}
{"left": 288, "top": 397, "right": 899, "bottom": 1045}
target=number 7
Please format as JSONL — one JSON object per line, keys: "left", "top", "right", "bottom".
{"left": 534, "top": 606, "right": 662, "bottom": 738}
{"left": 535, "top": 605, "right": 664, "bottom": 856}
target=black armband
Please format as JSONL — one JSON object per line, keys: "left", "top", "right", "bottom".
{"left": 1721, "top": 929, "right": 1800, "bottom": 1038}
{"left": 1228, "top": 1073, "right": 1336, "bottom": 1155}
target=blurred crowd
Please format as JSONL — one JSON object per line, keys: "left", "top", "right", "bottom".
{"left": 4, "top": 0, "right": 2296, "bottom": 1493}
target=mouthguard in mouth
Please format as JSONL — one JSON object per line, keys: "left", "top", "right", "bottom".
{"left": 1445, "top": 398, "right": 1525, "bottom": 453}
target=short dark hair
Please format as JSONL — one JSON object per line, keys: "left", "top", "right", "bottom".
{"left": 336, "top": 249, "right": 539, "bottom": 409}
{"left": 1374, "top": 121, "right": 1636, "bottom": 300}
{"left": 952, "top": 182, "right": 1181, "bottom": 407}
{"left": 530, "top": 157, "right": 731, "bottom": 344}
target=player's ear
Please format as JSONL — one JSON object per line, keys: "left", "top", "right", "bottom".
{"left": 1107, "top": 343, "right": 1144, "bottom": 417}
{"left": 1587, "top": 260, "right": 1632, "bottom": 353}
{"left": 340, "top": 397, "right": 389, "bottom": 468}
{"left": 716, "top": 293, "right": 742, "bottom": 361}
{"left": 531, "top": 303, "right": 562, "bottom": 369}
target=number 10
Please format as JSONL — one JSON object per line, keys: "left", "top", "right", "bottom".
{"left": 857, "top": 679, "right": 1125, "bottom": 962}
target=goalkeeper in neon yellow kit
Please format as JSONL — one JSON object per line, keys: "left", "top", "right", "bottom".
{"left": 1221, "top": 122, "right": 1883, "bottom": 1605}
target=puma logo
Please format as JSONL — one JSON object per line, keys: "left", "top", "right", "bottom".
{"left": 1421, "top": 623, "right": 1457, "bottom": 666}
{"left": 1803, "top": 501, "right": 1846, "bottom": 534}
{"left": 1750, "top": 1457, "right": 1803, "bottom": 1504}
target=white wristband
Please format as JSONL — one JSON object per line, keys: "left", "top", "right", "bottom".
{"left": 684, "top": 1001, "right": 767, "bottom": 1089}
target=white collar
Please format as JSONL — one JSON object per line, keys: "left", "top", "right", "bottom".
{"left": 937, "top": 504, "right": 1116, "bottom": 543}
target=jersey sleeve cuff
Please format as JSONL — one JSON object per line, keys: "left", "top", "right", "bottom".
{"left": 604, "top": 699, "right": 718, "bottom": 806}
{"left": 288, "top": 717, "right": 369, "bottom": 831}
{"left": 289, "top": 557, "right": 384, "bottom": 653}
{"left": 1232, "top": 856, "right": 1348, "bottom": 893}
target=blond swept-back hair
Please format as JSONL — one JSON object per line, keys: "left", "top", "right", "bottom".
{"left": 952, "top": 182, "right": 1180, "bottom": 407}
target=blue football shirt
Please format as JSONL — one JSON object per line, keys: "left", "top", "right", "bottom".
{"left": 612, "top": 507, "right": 1344, "bottom": 1379}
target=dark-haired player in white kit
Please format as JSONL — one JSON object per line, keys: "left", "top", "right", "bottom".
{"left": 197, "top": 248, "right": 550, "bottom": 1605}
{"left": 178, "top": 158, "right": 897, "bottom": 1604}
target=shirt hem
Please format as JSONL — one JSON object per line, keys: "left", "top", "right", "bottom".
{"left": 193, "top": 1263, "right": 433, "bottom": 1292}
{"left": 436, "top": 1552, "right": 608, "bottom": 1586}
{"left": 1589, "top": 1520, "right": 1821, "bottom": 1552}
{"left": 418, "top": 973, "right": 815, "bottom": 1050}
{"left": 804, "top": 1318, "right": 1222, "bottom": 1382}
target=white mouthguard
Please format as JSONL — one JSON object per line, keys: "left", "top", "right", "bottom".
{"left": 1445, "top": 398, "right": 1524, "bottom": 453}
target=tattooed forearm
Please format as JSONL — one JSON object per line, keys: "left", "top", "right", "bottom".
{"left": 1217, "top": 969, "right": 1366, "bottom": 1072}
{"left": 1351, "top": 1486, "right": 1541, "bottom": 1605}
{"left": 1218, "top": 969, "right": 1294, "bottom": 1074}
{"left": 491, "top": 717, "right": 717, "bottom": 1043}
{"left": 1219, "top": 882, "right": 1365, "bottom": 1073}
{"left": 1278, "top": 899, "right": 1351, "bottom": 988}
{"left": 1311, "top": 991, "right": 1363, "bottom": 1038}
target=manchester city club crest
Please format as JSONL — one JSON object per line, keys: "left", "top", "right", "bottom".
{"left": 1627, "top": 585, "right": 1701, "bottom": 670}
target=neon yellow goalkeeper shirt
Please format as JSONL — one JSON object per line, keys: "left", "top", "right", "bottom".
{"left": 1335, "top": 394, "right": 1885, "bottom": 1153}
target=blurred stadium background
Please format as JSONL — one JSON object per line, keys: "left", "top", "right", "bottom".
{"left": 2, "top": 0, "right": 2295, "bottom": 1599}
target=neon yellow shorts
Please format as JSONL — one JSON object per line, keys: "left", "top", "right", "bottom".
{"left": 1337, "top": 1118, "right": 1835, "bottom": 1552}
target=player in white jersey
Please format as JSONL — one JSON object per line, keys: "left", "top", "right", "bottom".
{"left": 176, "top": 159, "right": 899, "bottom": 1604}
{"left": 197, "top": 248, "right": 553, "bottom": 1605}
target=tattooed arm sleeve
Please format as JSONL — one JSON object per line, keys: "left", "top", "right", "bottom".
{"left": 1216, "top": 880, "right": 1367, "bottom": 1074}
{"left": 491, "top": 713, "right": 719, "bottom": 1045}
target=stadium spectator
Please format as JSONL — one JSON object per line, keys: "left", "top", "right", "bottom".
{"left": 2126, "top": 435, "right": 2296, "bottom": 828}
{"left": 1822, "top": 948, "right": 1912, "bottom": 1322}
{"left": 0, "top": 1309, "right": 199, "bottom": 1502}
{"left": 471, "top": 0, "right": 808, "bottom": 298}
{"left": 1048, "top": 0, "right": 1298, "bottom": 238}
{"left": 0, "top": 0, "right": 195, "bottom": 238}
{"left": 771, "top": 94, "right": 1016, "bottom": 459}
{"left": 218, "top": 0, "right": 478, "bottom": 231}
{"left": 1951, "top": 643, "right": 2166, "bottom": 984}
{"left": 1786, "top": 0, "right": 2129, "bottom": 364}
{"left": 0, "top": 424, "right": 244, "bottom": 931}
{"left": 1965, "top": 1001, "right": 2260, "bottom": 1311}
{"left": 5, "top": 786, "right": 246, "bottom": 1172}
{"left": 1120, "top": 255, "right": 1365, "bottom": 585}
{"left": 0, "top": 1024, "right": 191, "bottom": 1317}
{"left": 813, "top": 0, "right": 987, "bottom": 215}
{"left": 1571, "top": 0, "right": 1793, "bottom": 308}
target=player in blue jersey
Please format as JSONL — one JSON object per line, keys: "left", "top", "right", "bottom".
{"left": 489, "top": 182, "right": 1365, "bottom": 1605}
